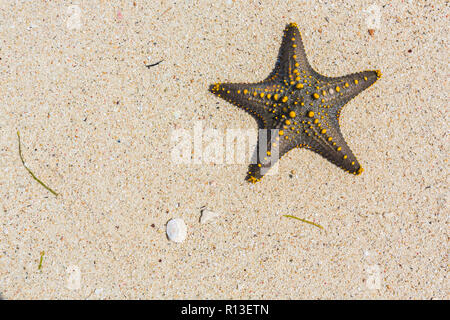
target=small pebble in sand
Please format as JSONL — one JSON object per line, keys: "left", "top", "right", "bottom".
{"left": 166, "top": 218, "right": 187, "bottom": 242}
{"left": 200, "top": 209, "right": 220, "bottom": 224}
{"left": 173, "top": 110, "right": 182, "bottom": 119}
{"left": 368, "top": 29, "right": 375, "bottom": 36}
{"left": 94, "top": 288, "right": 104, "bottom": 296}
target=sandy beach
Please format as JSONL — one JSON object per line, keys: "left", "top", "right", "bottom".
{"left": 0, "top": 0, "right": 448, "bottom": 299}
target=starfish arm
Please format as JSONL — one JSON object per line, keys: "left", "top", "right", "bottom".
{"left": 246, "top": 130, "right": 298, "bottom": 182}
{"left": 266, "top": 23, "right": 325, "bottom": 83}
{"left": 209, "top": 82, "right": 279, "bottom": 127}
{"left": 320, "top": 70, "right": 381, "bottom": 121}
{"left": 302, "top": 122, "right": 363, "bottom": 175}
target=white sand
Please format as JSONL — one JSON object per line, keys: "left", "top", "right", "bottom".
{"left": 0, "top": 1, "right": 448, "bottom": 299}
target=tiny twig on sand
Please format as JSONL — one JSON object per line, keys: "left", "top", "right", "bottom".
{"left": 145, "top": 59, "right": 164, "bottom": 68}
{"left": 283, "top": 215, "right": 324, "bottom": 230}
{"left": 157, "top": 7, "right": 171, "bottom": 19}
{"left": 17, "top": 131, "right": 58, "bottom": 197}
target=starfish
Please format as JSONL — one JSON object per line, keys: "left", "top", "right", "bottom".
{"left": 209, "top": 23, "right": 381, "bottom": 183}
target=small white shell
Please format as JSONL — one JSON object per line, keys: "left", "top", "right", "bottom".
{"left": 166, "top": 218, "right": 187, "bottom": 243}
{"left": 200, "top": 209, "right": 220, "bottom": 224}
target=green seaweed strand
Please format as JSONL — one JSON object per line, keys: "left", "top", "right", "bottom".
{"left": 283, "top": 215, "right": 323, "bottom": 230}
{"left": 38, "top": 251, "right": 45, "bottom": 270}
{"left": 17, "top": 131, "right": 58, "bottom": 197}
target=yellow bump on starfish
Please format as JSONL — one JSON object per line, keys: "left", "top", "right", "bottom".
{"left": 307, "top": 111, "right": 314, "bottom": 118}
{"left": 282, "top": 96, "right": 288, "bottom": 103}
{"left": 273, "top": 94, "right": 279, "bottom": 101}
{"left": 266, "top": 93, "right": 272, "bottom": 99}
{"left": 313, "top": 93, "right": 320, "bottom": 99}
{"left": 279, "top": 130, "right": 284, "bottom": 136}
{"left": 296, "top": 83, "right": 304, "bottom": 89}
{"left": 248, "top": 175, "right": 258, "bottom": 183}
{"left": 344, "top": 82, "right": 349, "bottom": 87}
{"left": 243, "top": 89, "right": 248, "bottom": 94}
{"left": 354, "top": 79, "right": 358, "bottom": 85}
{"left": 289, "top": 111, "right": 296, "bottom": 118}
{"left": 285, "top": 120, "right": 291, "bottom": 125}
{"left": 376, "top": 70, "right": 382, "bottom": 79}
{"left": 337, "top": 147, "right": 342, "bottom": 151}
{"left": 260, "top": 92, "right": 265, "bottom": 98}
{"left": 336, "top": 86, "right": 341, "bottom": 92}
{"left": 321, "top": 129, "right": 327, "bottom": 134}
